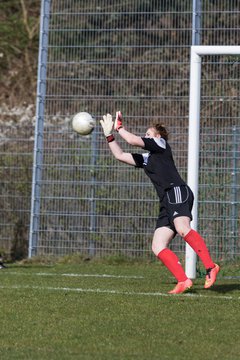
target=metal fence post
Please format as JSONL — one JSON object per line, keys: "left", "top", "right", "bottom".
{"left": 230, "top": 125, "right": 239, "bottom": 258}
{"left": 89, "top": 127, "right": 98, "bottom": 256}
{"left": 28, "top": 0, "right": 51, "bottom": 257}
{"left": 192, "top": 0, "right": 201, "bottom": 45}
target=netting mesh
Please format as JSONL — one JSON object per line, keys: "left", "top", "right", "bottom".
{"left": 198, "top": 56, "right": 239, "bottom": 259}
{"left": 34, "top": 0, "right": 193, "bottom": 257}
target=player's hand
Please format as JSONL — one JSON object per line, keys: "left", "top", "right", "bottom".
{"left": 114, "top": 111, "right": 123, "bottom": 131}
{"left": 100, "top": 113, "right": 113, "bottom": 137}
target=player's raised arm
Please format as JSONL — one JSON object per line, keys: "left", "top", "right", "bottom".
{"left": 100, "top": 114, "right": 136, "bottom": 166}
{"left": 114, "top": 111, "right": 145, "bottom": 148}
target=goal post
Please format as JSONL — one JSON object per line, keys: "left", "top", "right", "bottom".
{"left": 186, "top": 45, "right": 240, "bottom": 279}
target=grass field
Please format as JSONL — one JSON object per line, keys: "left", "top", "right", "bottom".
{"left": 0, "top": 258, "right": 239, "bottom": 360}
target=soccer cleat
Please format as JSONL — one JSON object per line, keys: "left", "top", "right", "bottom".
{"left": 168, "top": 278, "right": 193, "bottom": 294}
{"left": 0, "top": 261, "right": 6, "bottom": 269}
{"left": 204, "top": 263, "right": 220, "bottom": 289}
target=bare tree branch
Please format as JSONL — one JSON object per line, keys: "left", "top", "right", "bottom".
{"left": 20, "top": 0, "right": 39, "bottom": 40}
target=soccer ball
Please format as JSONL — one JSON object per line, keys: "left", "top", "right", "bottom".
{"left": 72, "top": 112, "right": 96, "bottom": 135}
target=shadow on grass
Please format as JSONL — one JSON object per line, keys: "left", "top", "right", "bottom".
{"left": 209, "top": 283, "right": 240, "bottom": 293}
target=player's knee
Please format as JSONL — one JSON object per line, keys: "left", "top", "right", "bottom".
{"left": 152, "top": 240, "right": 166, "bottom": 256}
{"left": 151, "top": 241, "right": 158, "bottom": 256}
{"left": 175, "top": 225, "right": 190, "bottom": 238}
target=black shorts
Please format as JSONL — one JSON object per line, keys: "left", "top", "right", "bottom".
{"left": 155, "top": 185, "right": 194, "bottom": 234}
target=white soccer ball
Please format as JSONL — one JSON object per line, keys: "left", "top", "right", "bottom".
{"left": 72, "top": 112, "right": 96, "bottom": 135}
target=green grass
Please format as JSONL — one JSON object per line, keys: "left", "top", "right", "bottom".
{"left": 0, "top": 259, "right": 239, "bottom": 360}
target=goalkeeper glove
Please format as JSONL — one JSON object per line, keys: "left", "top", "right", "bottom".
{"left": 114, "top": 111, "right": 123, "bottom": 131}
{"left": 100, "top": 114, "right": 115, "bottom": 143}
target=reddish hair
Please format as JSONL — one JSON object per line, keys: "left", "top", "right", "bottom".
{"left": 152, "top": 124, "right": 169, "bottom": 141}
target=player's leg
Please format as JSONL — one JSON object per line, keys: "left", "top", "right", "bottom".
{"left": 167, "top": 185, "right": 220, "bottom": 289}
{"left": 152, "top": 226, "right": 174, "bottom": 255}
{"left": 183, "top": 226, "right": 220, "bottom": 288}
{"left": 173, "top": 215, "right": 220, "bottom": 289}
{"left": 152, "top": 227, "right": 192, "bottom": 294}
{"left": 174, "top": 216, "right": 215, "bottom": 268}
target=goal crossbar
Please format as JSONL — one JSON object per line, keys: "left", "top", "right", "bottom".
{"left": 186, "top": 45, "right": 240, "bottom": 278}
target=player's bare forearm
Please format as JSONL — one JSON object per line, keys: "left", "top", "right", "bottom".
{"left": 114, "top": 111, "right": 144, "bottom": 148}
{"left": 118, "top": 127, "right": 144, "bottom": 148}
{"left": 108, "top": 140, "right": 136, "bottom": 166}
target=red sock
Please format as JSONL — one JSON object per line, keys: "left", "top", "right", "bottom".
{"left": 184, "top": 229, "right": 215, "bottom": 269}
{"left": 157, "top": 248, "right": 188, "bottom": 282}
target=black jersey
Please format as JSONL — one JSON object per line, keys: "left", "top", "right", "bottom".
{"left": 132, "top": 137, "right": 186, "bottom": 200}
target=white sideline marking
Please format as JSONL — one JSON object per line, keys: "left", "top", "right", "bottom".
{"left": 2, "top": 272, "right": 144, "bottom": 279}
{"left": 0, "top": 285, "right": 239, "bottom": 301}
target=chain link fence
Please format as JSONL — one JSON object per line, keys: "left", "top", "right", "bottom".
{"left": 1, "top": 0, "right": 239, "bottom": 265}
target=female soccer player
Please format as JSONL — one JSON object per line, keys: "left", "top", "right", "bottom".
{"left": 100, "top": 112, "right": 220, "bottom": 294}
